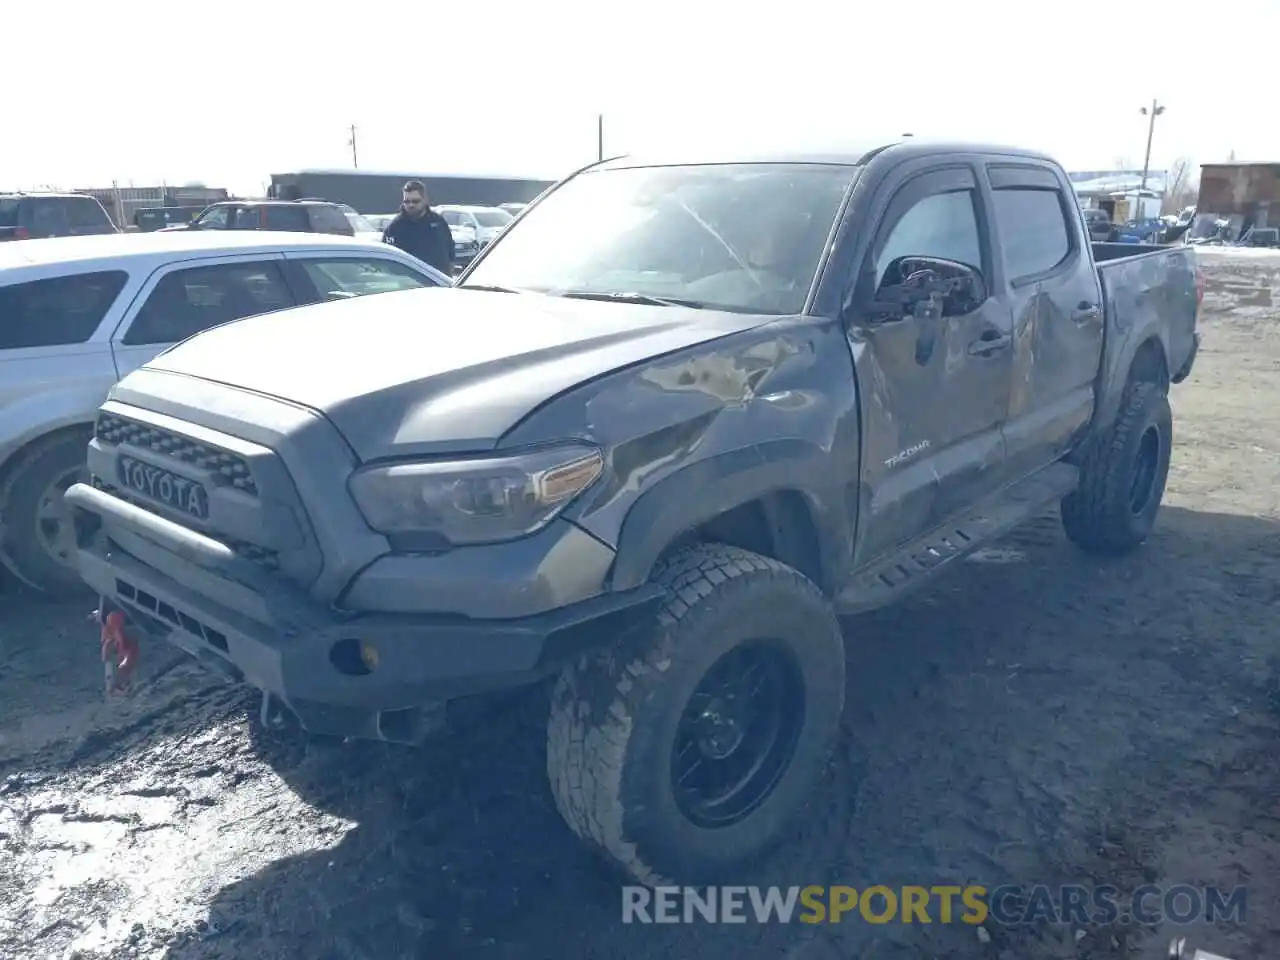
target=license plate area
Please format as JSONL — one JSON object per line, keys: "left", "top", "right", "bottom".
{"left": 116, "top": 455, "right": 210, "bottom": 520}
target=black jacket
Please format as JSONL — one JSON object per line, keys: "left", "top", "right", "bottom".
{"left": 383, "top": 208, "right": 454, "bottom": 273}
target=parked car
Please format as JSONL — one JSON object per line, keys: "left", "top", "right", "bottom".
{"left": 334, "top": 203, "right": 385, "bottom": 242}
{"left": 1114, "top": 218, "right": 1167, "bottom": 244}
{"left": 352, "top": 212, "right": 479, "bottom": 265}
{"left": 1, "top": 193, "right": 119, "bottom": 242}
{"left": 66, "top": 140, "right": 1199, "bottom": 886}
{"left": 1239, "top": 226, "right": 1280, "bottom": 248}
{"left": 436, "top": 204, "right": 513, "bottom": 248}
{"left": 133, "top": 206, "right": 207, "bottom": 232}
{"left": 0, "top": 231, "right": 450, "bottom": 593}
{"left": 169, "top": 200, "right": 365, "bottom": 237}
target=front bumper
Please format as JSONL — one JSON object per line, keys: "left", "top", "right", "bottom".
{"left": 66, "top": 482, "right": 663, "bottom": 743}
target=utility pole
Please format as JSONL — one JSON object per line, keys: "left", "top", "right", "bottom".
{"left": 348, "top": 124, "right": 359, "bottom": 169}
{"left": 597, "top": 114, "right": 604, "bottom": 162}
{"left": 1137, "top": 99, "right": 1165, "bottom": 219}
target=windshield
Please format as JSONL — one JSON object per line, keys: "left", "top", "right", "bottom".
{"left": 344, "top": 211, "right": 377, "bottom": 232}
{"left": 440, "top": 210, "right": 464, "bottom": 226}
{"left": 473, "top": 208, "right": 513, "bottom": 228}
{"left": 462, "top": 163, "right": 856, "bottom": 315}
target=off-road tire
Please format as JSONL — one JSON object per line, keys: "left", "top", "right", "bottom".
{"left": 0, "top": 429, "right": 92, "bottom": 595}
{"left": 546, "top": 543, "right": 846, "bottom": 886}
{"left": 1061, "top": 380, "right": 1172, "bottom": 555}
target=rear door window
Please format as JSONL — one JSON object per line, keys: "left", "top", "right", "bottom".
{"left": 123, "top": 260, "right": 294, "bottom": 345}
{"left": 26, "top": 199, "right": 72, "bottom": 237}
{"left": 0, "top": 199, "right": 19, "bottom": 227}
{"left": 0, "top": 271, "right": 129, "bottom": 349}
{"left": 307, "top": 205, "right": 354, "bottom": 235}
{"left": 263, "top": 205, "right": 310, "bottom": 231}
{"left": 991, "top": 188, "right": 1073, "bottom": 280}
{"left": 68, "top": 197, "right": 113, "bottom": 231}
{"left": 229, "top": 206, "right": 264, "bottom": 229}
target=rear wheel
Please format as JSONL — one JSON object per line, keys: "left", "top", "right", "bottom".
{"left": 0, "top": 430, "right": 92, "bottom": 595}
{"left": 1061, "top": 380, "right": 1172, "bottom": 555}
{"left": 546, "top": 544, "right": 846, "bottom": 885}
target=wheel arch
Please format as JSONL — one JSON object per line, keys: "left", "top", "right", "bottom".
{"left": 607, "top": 442, "right": 849, "bottom": 596}
{"left": 0, "top": 421, "right": 95, "bottom": 489}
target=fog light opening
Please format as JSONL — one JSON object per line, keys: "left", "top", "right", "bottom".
{"left": 329, "top": 638, "right": 376, "bottom": 677}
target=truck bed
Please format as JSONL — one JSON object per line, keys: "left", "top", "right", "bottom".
{"left": 1091, "top": 240, "right": 1200, "bottom": 429}
{"left": 1091, "top": 241, "right": 1169, "bottom": 262}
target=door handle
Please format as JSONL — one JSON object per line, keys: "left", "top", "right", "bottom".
{"left": 967, "top": 330, "right": 1011, "bottom": 356}
{"left": 1071, "top": 301, "right": 1101, "bottom": 324}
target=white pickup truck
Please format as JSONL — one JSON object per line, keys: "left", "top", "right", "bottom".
{"left": 0, "top": 230, "right": 450, "bottom": 593}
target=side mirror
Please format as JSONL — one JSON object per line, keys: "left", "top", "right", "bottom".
{"left": 866, "top": 256, "right": 986, "bottom": 323}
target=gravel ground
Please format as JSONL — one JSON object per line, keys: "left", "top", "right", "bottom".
{"left": 3, "top": 250, "right": 1280, "bottom": 960}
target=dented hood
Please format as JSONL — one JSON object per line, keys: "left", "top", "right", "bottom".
{"left": 144, "top": 287, "right": 771, "bottom": 460}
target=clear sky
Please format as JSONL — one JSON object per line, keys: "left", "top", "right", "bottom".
{"left": 6, "top": 0, "right": 1274, "bottom": 196}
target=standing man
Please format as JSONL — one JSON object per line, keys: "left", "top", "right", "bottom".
{"left": 383, "top": 180, "right": 455, "bottom": 274}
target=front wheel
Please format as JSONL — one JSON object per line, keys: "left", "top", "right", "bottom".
{"left": 0, "top": 430, "right": 92, "bottom": 595}
{"left": 546, "top": 544, "right": 846, "bottom": 886}
{"left": 1061, "top": 380, "right": 1172, "bottom": 555}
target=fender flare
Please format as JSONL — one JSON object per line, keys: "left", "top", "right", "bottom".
{"left": 607, "top": 439, "right": 847, "bottom": 594}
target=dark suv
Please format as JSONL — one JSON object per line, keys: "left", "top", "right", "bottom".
{"left": 179, "top": 200, "right": 358, "bottom": 236}
{"left": 0, "top": 193, "right": 119, "bottom": 241}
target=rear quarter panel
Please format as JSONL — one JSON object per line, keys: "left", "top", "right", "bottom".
{"left": 0, "top": 345, "right": 121, "bottom": 469}
{"left": 0, "top": 262, "right": 149, "bottom": 471}
{"left": 1094, "top": 245, "right": 1199, "bottom": 429}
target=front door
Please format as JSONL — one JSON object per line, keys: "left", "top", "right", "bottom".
{"left": 109, "top": 254, "right": 295, "bottom": 379}
{"left": 844, "top": 165, "right": 1016, "bottom": 564}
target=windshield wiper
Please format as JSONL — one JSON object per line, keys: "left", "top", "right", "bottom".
{"left": 552, "top": 290, "right": 707, "bottom": 309}
{"left": 461, "top": 283, "right": 524, "bottom": 294}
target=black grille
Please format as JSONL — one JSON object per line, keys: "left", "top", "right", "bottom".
{"left": 115, "top": 578, "right": 229, "bottom": 653}
{"left": 92, "top": 477, "right": 280, "bottom": 571}
{"left": 95, "top": 413, "right": 258, "bottom": 496}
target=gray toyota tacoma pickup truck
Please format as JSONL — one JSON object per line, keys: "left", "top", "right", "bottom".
{"left": 66, "top": 139, "right": 1201, "bottom": 886}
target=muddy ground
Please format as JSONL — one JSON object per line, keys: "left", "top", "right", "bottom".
{"left": 3, "top": 250, "right": 1279, "bottom": 960}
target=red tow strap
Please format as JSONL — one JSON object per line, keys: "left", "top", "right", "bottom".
{"left": 101, "top": 610, "right": 140, "bottom": 696}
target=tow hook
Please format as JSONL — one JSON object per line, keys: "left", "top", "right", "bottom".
{"left": 97, "top": 604, "right": 140, "bottom": 696}
{"left": 260, "top": 692, "right": 290, "bottom": 731}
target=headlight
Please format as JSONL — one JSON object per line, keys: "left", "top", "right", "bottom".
{"left": 348, "top": 444, "right": 604, "bottom": 545}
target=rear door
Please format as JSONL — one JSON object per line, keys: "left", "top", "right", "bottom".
{"left": 262, "top": 205, "right": 311, "bottom": 232}
{"left": 0, "top": 269, "right": 129, "bottom": 457}
{"left": 305, "top": 204, "right": 356, "bottom": 236}
{"left": 110, "top": 254, "right": 295, "bottom": 377}
{"left": 23, "top": 198, "right": 73, "bottom": 238}
{"left": 66, "top": 197, "right": 117, "bottom": 236}
{"left": 984, "top": 163, "right": 1105, "bottom": 479}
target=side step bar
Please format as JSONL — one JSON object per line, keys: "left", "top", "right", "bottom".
{"left": 835, "top": 461, "right": 1079, "bottom": 615}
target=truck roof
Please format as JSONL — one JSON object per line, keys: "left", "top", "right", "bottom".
{"left": 0, "top": 230, "right": 387, "bottom": 272}
{"left": 594, "top": 139, "right": 1058, "bottom": 170}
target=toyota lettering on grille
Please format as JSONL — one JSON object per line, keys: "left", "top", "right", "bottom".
{"left": 117, "top": 455, "right": 210, "bottom": 519}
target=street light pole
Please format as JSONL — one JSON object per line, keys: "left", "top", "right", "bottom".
{"left": 597, "top": 114, "right": 604, "bottom": 162}
{"left": 1137, "top": 99, "right": 1165, "bottom": 218}
{"left": 348, "top": 124, "right": 359, "bottom": 169}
